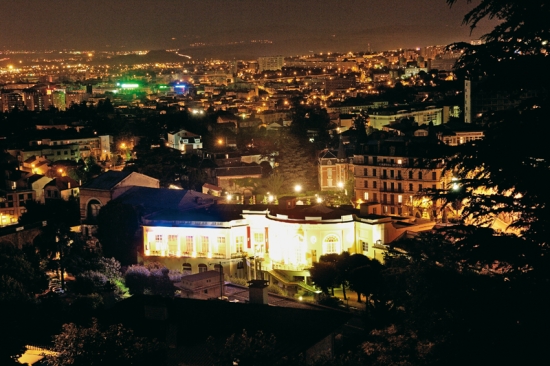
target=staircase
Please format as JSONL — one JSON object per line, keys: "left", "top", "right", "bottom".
{"left": 267, "top": 269, "right": 319, "bottom": 293}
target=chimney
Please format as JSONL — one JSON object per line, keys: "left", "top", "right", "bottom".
{"left": 248, "top": 280, "right": 269, "bottom": 305}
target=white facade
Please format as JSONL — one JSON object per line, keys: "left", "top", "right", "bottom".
{"left": 369, "top": 107, "right": 443, "bottom": 130}
{"left": 141, "top": 207, "right": 435, "bottom": 276}
{"left": 166, "top": 130, "right": 203, "bottom": 153}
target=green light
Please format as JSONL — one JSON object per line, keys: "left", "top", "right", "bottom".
{"left": 159, "top": 85, "right": 168, "bottom": 89}
{"left": 120, "top": 83, "right": 139, "bottom": 89}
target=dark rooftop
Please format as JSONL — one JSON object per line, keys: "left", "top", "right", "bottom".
{"left": 103, "top": 295, "right": 351, "bottom": 366}
{"left": 81, "top": 170, "right": 134, "bottom": 190}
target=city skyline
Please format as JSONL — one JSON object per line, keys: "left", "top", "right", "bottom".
{"left": 0, "top": 0, "right": 497, "bottom": 58}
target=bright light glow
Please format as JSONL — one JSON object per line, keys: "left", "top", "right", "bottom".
{"left": 337, "top": 182, "right": 344, "bottom": 188}
{"left": 299, "top": 296, "right": 303, "bottom": 301}
{"left": 316, "top": 197, "right": 322, "bottom": 203}
{"left": 227, "top": 194, "right": 232, "bottom": 201}
{"left": 175, "top": 85, "right": 186, "bottom": 89}
{"left": 120, "top": 83, "right": 139, "bottom": 89}
{"left": 268, "top": 195, "right": 274, "bottom": 202}
{"left": 451, "top": 177, "right": 460, "bottom": 191}
{"left": 294, "top": 184, "right": 302, "bottom": 193}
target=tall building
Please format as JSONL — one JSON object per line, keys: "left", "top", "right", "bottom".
{"left": 51, "top": 90, "right": 67, "bottom": 111}
{"left": 1, "top": 92, "right": 25, "bottom": 112}
{"left": 352, "top": 139, "right": 448, "bottom": 221}
{"left": 258, "top": 56, "right": 284, "bottom": 72}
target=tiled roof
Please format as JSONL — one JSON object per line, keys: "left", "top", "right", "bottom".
{"left": 81, "top": 170, "right": 133, "bottom": 190}
{"left": 113, "top": 187, "right": 218, "bottom": 216}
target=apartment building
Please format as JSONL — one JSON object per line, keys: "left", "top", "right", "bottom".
{"left": 353, "top": 139, "right": 448, "bottom": 221}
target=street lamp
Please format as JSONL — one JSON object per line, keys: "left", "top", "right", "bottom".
{"left": 294, "top": 184, "right": 302, "bottom": 193}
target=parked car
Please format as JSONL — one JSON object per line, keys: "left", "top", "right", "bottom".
{"left": 51, "top": 287, "right": 65, "bottom": 294}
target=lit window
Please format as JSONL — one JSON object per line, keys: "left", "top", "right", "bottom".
{"left": 253, "top": 233, "right": 264, "bottom": 243}
{"left": 323, "top": 235, "right": 341, "bottom": 254}
{"left": 398, "top": 195, "right": 403, "bottom": 203}
{"left": 235, "top": 236, "right": 244, "bottom": 253}
{"left": 214, "top": 237, "right": 226, "bottom": 254}
{"left": 364, "top": 192, "right": 369, "bottom": 200}
{"left": 185, "top": 236, "right": 193, "bottom": 253}
{"left": 155, "top": 235, "right": 163, "bottom": 242}
{"left": 200, "top": 236, "right": 209, "bottom": 254}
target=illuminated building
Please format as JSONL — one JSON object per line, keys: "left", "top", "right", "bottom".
{"left": 353, "top": 144, "right": 447, "bottom": 220}
{"left": 0, "top": 189, "right": 35, "bottom": 227}
{"left": 141, "top": 199, "right": 435, "bottom": 286}
{"left": 317, "top": 144, "right": 354, "bottom": 191}
{"left": 80, "top": 171, "right": 160, "bottom": 224}
{"left": 438, "top": 129, "right": 484, "bottom": 146}
{"left": 166, "top": 129, "right": 202, "bottom": 153}
{"left": 0, "top": 92, "right": 24, "bottom": 112}
{"left": 51, "top": 90, "right": 66, "bottom": 111}
{"left": 258, "top": 55, "right": 284, "bottom": 72}
{"left": 368, "top": 105, "right": 443, "bottom": 129}
{"left": 44, "top": 177, "right": 80, "bottom": 201}
{"left": 325, "top": 77, "right": 356, "bottom": 94}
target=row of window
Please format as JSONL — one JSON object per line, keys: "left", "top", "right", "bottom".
{"left": 362, "top": 182, "right": 437, "bottom": 192}
{"left": 360, "top": 168, "right": 437, "bottom": 180}
{"left": 363, "top": 192, "right": 411, "bottom": 204}
{"left": 153, "top": 233, "right": 265, "bottom": 254}
{"left": 3, "top": 193, "right": 33, "bottom": 201}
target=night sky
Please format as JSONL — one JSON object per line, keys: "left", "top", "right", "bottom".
{"left": 0, "top": 0, "right": 496, "bottom": 57}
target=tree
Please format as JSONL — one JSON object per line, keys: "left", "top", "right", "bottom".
{"left": 309, "top": 261, "right": 338, "bottom": 296}
{"left": 96, "top": 201, "right": 139, "bottom": 265}
{"left": 45, "top": 319, "right": 163, "bottom": 366}
{"left": 348, "top": 259, "right": 382, "bottom": 303}
{"left": 124, "top": 265, "right": 150, "bottom": 295}
{"left": 73, "top": 271, "right": 108, "bottom": 295}
{"left": 272, "top": 132, "right": 317, "bottom": 192}
{"left": 263, "top": 171, "right": 285, "bottom": 195}
{"left": 208, "top": 330, "right": 278, "bottom": 366}
{"left": 149, "top": 268, "right": 175, "bottom": 297}
{"left": 0, "top": 247, "right": 47, "bottom": 365}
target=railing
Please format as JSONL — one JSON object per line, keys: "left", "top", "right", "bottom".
{"left": 231, "top": 252, "right": 247, "bottom": 259}
{"left": 380, "top": 187, "right": 404, "bottom": 193}
{"left": 271, "top": 262, "right": 311, "bottom": 271}
{"left": 267, "top": 270, "right": 319, "bottom": 293}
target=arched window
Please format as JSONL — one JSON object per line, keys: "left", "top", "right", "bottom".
{"left": 87, "top": 199, "right": 102, "bottom": 220}
{"left": 214, "top": 264, "right": 222, "bottom": 273}
{"left": 198, "top": 264, "right": 208, "bottom": 273}
{"left": 182, "top": 263, "right": 192, "bottom": 275}
{"left": 323, "top": 235, "right": 341, "bottom": 255}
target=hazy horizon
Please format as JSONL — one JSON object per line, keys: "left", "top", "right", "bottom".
{"left": 0, "top": 0, "right": 496, "bottom": 58}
